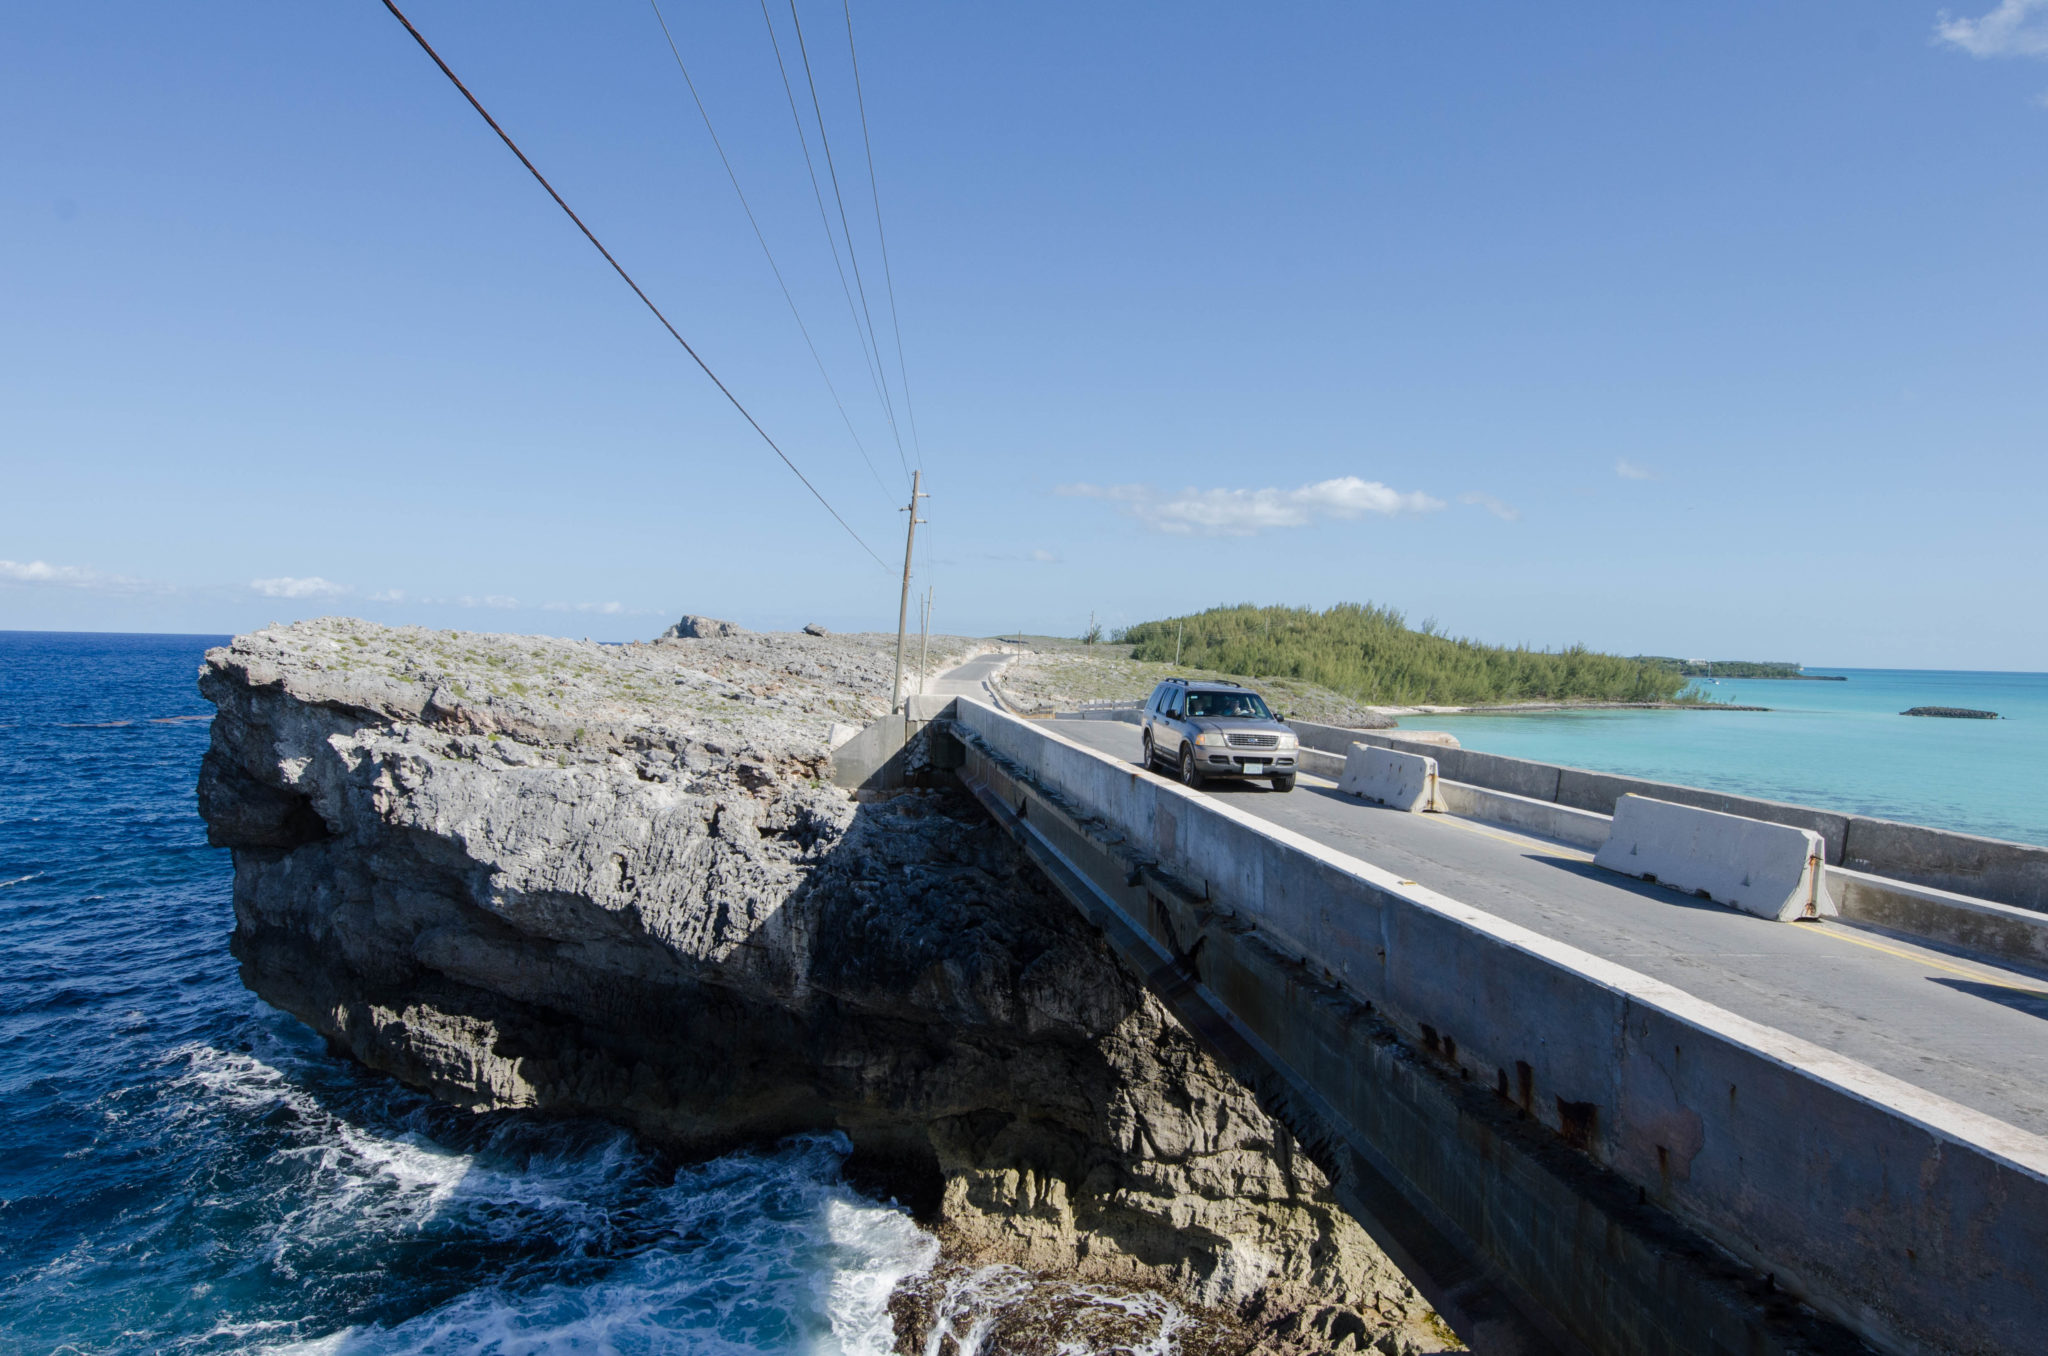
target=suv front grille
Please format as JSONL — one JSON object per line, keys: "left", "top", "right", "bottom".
{"left": 1225, "top": 733, "right": 1279, "bottom": 749}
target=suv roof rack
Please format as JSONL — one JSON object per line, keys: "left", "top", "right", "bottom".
{"left": 1161, "top": 677, "right": 1241, "bottom": 688}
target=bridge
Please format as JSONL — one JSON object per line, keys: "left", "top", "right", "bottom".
{"left": 842, "top": 656, "right": 2048, "bottom": 1356}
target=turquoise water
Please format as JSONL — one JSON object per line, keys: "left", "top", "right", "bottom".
{"left": 1414, "top": 669, "right": 2048, "bottom": 848}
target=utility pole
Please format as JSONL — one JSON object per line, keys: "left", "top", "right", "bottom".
{"left": 1175, "top": 619, "right": 1184, "bottom": 666}
{"left": 891, "top": 470, "right": 927, "bottom": 713}
{"left": 917, "top": 587, "right": 932, "bottom": 696}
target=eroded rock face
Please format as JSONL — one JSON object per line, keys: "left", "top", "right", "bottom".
{"left": 197, "top": 619, "right": 1444, "bottom": 1353}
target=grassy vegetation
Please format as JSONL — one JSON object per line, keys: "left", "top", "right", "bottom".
{"left": 1118, "top": 604, "right": 1693, "bottom": 707}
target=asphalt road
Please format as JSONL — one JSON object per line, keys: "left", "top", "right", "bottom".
{"left": 927, "top": 651, "right": 1016, "bottom": 703}
{"left": 1039, "top": 714, "right": 2048, "bottom": 1138}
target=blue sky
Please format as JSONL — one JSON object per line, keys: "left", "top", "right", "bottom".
{"left": 3, "top": 2, "right": 2045, "bottom": 667}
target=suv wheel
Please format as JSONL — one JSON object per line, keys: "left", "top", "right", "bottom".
{"left": 1179, "top": 745, "right": 1204, "bottom": 788}
{"left": 1270, "top": 773, "right": 1296, "bottom": 793}
{"left": 1141, "top": 731, "right": 1155, "bottom": 768}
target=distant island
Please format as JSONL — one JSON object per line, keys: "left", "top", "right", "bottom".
{"left": 1902, "top": 706, "right": 1999, "bottom": 720}
{"left": 1637, "top": 657, "right": 1846, "bottom": 681}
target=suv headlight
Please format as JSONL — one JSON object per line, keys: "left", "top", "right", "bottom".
{"left": 1193, "top": 731, "right": 1225, "bottom": 747}
{"left": 1275, "top": 732, "right": 1298, "bottom": 750}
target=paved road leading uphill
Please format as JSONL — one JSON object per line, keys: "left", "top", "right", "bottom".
{"left": 1041, "top": 713, "right": 2048, "bottom": 1137}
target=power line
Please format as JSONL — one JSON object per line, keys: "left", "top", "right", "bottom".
{"left": 377, "top": 0, "right": 889, "bottom": 572}
{"left": 840, "top": 0, "right": 923, "bottom": 475}
{"left": 646, "top": 0, "right": 894, "bottom": 506}
{"left": 783, "top": 0, "right": 908, "bottom": 481}
{"left": 756, "top": 0, "right": 907, "bottom": 484}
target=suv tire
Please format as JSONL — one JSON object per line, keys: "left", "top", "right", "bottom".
{"left": 1179, "top": 746, "right": 1204, "bottom": 788}
{"left": 1141, "top": 731, "right": 1155, "bottom": 768}
{"left": 1270, "top": 773, "right": 1296, "bottom": 793}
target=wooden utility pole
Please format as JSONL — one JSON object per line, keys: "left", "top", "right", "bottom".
{"left": 891, "top": 470, "right": 927, "bottom": 712}
{"left": 917, "top": 587, "right": 932, "bottom": 696}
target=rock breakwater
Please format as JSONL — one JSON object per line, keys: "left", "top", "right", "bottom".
{"left": 195, "top": 619, "right": 1446, "bottom": 1354}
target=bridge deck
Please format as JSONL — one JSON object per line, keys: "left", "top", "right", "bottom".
{"left": 1043, "top": 716, "right": 2048, "bottom": 1138}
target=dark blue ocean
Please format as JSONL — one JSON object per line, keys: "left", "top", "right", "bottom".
{"left": 0, "top": 632, "right": 937, "bottom": 1355}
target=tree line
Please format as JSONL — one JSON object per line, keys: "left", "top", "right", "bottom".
{"left": 1118, "top": 604, "right": 1693, "bottom": 706}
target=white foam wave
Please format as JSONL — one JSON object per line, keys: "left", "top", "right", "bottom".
{"left": 233, "top": 1131, "right": 937, "bottom": 1356}
{"left": 920, "top": 1265, "right": 1037, "bottom": 1356}
{"left": 0, "top": 871, "right": 43, "bottom": 888}
{"left": 171, "top": 1044, "right": 473, "bottom": 1235}
{"left": 916, "top": 1265, "right": 1195, "bottom": 1356}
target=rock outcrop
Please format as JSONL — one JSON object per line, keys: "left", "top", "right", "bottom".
{"left": 661, "top": 613, "right": 748, "bottom": 639}
{"left": 196, "top": 619, "right": 1447, "bottom": 1353}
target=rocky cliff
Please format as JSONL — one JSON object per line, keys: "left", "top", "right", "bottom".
{"left": 196, "top": 619, "right": 1447, "bottom": 1354}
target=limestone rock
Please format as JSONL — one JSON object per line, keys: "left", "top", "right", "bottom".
{"left": 195, "top": 617, "right": 1446, "bottom": 1353}
{"left": 804, "top": 623, "right": 831, "bottom": 636}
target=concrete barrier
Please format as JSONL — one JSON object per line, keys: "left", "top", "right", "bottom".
{"left": 950, "top": 697, "right": 2048, "bottom": 1356}
{"left": 1312, "top": 726, "right": 2048, "bottom": 915}
{"left": 1558, "top": 768, "right": 1851, "bottom": 864}
{"left": 1842, "top": 816, "right": 2048, "bottom": 916}
{"left": 1828, "top": 866, "right": 2048, "bottom": 968}
{"left": 1595, "top": 794, "right": 1834, "bottom": 921}
{"left": 1286, "top": 717, "right": 1395, "bottom": 753}
{"left": 1435, "top": 780, "right": 1611, "bottom": 851}
{"left": 1339, "top": 744, "right": 1443, "bottom": 811}
{"left": 1294, "top": 747, "right": 1346, "bottom": 779}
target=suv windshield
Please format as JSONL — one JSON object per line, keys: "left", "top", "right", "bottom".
{"left": 1184, "top": 690, "right": 1273, "bottom": 720}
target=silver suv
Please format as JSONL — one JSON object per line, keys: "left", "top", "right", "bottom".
{"left": 1140, "top": 678, "right": 1299, "bottom": 791}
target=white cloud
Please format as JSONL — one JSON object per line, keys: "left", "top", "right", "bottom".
{"left": 370, "top": 588, "right": 405, "bottom": 603}
{"left": 1029, "top": 548, "right": 1058, "bottom": 563}
{"left": 1058, "top": 476, "right": 1443, "bottom": 537}
{"left": 1615, "top": 459, "right": 1656, "bottom": 481}
{"left": 2, "top": 558, "right": 165, "bottom": 593}
{"left": 541, "top": 600, "right": 625, "bottom": 614}
{"left": 3, "top": 559, "right": 99, "bottom": 585}
{"left": 1460, "top": 493, "right": 1522, "bottom": 522}
{"left": 1936, "top": 0, "right": 2048, "bottom": 56}
{"left": 251, "top": 576, "right": 348, "bottom": 599}
{"left": 456, "top": 594, "right": 520, "bottom": 609}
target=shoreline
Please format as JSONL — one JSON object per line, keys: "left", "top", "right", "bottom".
{"left": 1366, "top": 699, "right": 1772, "bottom": 717}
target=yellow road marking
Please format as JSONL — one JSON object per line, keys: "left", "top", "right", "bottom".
{"left": 1797, "top": 923, "right": 2048, "bottom": 995}
{"left": 1434, "top": 815, "right": 1595, "bottom": 862}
